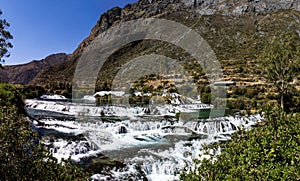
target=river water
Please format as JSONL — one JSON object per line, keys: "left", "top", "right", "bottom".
{"left": 26, "top": 99, "right": 262, "bottom": 180}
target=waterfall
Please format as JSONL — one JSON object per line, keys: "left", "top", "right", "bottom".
{"left": 26, "top": 99, "right": 262, "bottom": 180}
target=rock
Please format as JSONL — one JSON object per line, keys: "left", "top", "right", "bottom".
{"left": 181, "top": 0, "right": 300, "bottom": 15}
{"left": 119, "top": 125, "right": 128, "bottom": 134}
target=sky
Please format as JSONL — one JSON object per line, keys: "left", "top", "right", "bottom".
{"left": 0, "top": 0, "right": 137, "bottom": 65}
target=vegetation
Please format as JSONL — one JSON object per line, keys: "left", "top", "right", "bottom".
{"left": 0, "top": 83, "right": 25, "bottom": 113}
{"left": 258, "top": 31, "right": 300, "bottom": 110}
{"left": 128, "top": 74, "right": 179, "bottom": 106}
{"left": 0, "top": 9, "right": 13, "bottom": 65}
{"left": 181, "top": 105, "right": 300, "bottom": 180}
{"left": 18, "top": 85, "right": 47, "bottom": 99}
{"left": 180, "top": 30, "right": 300, "bottom": 180}
{"left": 0, "top": 83, "right": 89, "bottom": 180}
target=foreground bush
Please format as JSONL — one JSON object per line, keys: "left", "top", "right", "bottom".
{"left": 0, "top": 106, "right": 89, "bottom": 180}
{"left": 181, "top": 105, "right": 300, "bottom": 180}
{"left": 0, "top": 83, "right": 88, "bottom": 180}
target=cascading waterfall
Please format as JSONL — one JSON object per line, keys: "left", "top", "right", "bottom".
{"left": 25, "top": 99, "right": 213, "bottom": 117}
{"left": 26, "top": 99, "right": 262, "bottom": 180}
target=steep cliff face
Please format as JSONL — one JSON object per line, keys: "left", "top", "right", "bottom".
{"left": 181, "top": 0, "right": 300, "bottom": 15}
{"left": 0, "top": 53, "right": 69, "bottom": 85}
{"left": 30, "top": 0, "right": 300, "bottom": 90}
{"left": 72, "top": 0, "right": 189, "bottom": 57}
{"left": 129, "top": 0, "right": 300, "bottom": 15}
{"left": 31, "top": 0, "right": 187, "bottom": 85}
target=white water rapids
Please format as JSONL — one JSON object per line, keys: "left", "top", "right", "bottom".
{"left": 26, "top": 99, "right": 262, "bottom": 180}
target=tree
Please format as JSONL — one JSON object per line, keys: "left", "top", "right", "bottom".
{"left": 0, "top": 9, "right": 13, "bottom": 65}
{"left": 258, "top": 31, "right": 300, "bottom": 110}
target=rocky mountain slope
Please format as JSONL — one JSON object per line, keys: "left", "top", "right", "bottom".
{"left": 0, "top": 53, "right": 69, "bottom": 85}
{"left": 30, "top": 0, "right": 300, "bottom": 99}
{"left": 182, "top": 0, "right": 300, "bottom": 15}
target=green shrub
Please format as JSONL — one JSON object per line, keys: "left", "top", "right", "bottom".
{"left": 181, "top": 105, "right": 300, "bottom": 180}
{"left": 0, "top": 106, "right": 89, "bottom": 180}
{"left": 18, "top": 85, "right": 46, "bottom": 99}
{"left": 0, "top": 83, "right": 25, "bottom": 113}
{"left": 0, "top": 83, "right": 88, "bottom": 180}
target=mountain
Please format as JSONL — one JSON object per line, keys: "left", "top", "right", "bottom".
{"left": 0, "top": 53, "right": 69, "bottom": 85}
{"left": 30, "top": 0, "right": 300, "bottom": 96}
{"left": 181, "top": 0, "right": 300, "bottom": 15}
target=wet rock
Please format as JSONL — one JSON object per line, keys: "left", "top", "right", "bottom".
{"left": 119, "top": 125, "right": 128, "bottom": 134}
{"left": 188, "top": 132, "right": 209, "bottom": 141}
{"left": 86, "top": 155, "right": 126, "bottom": 175}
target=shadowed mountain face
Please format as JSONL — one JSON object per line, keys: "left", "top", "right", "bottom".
{"left": 27, "top": 0, "right": 300, "bottom": 91}
{"left": 0, "top": 53, "right": 69, "bottom": 85}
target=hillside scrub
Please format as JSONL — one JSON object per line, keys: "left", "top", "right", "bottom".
{"left": 181, "top": 105, "right": 300, "bottom": 180}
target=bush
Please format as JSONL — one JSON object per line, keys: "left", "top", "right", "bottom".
{"left": 18, "top": 85, "right": 46, "bottom": 99}
{"left": 0, "top": 83, "right": 25, "bottom": 113}
{"left": 0, "top": 106, "right": 89, "bottom": 180}
{"left": 181, "top": 105, "right": 300, "bottom": 180}
{"left": 0, "top": 83, "right": 88, "bottom": 180}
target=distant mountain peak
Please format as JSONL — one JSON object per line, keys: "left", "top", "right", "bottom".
{"left": 0, "top": 53, "right": 69, "bottom": 85}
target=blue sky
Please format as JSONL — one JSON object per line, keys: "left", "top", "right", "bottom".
{"left": 0, "top": 0, "right": 137, "bottom": 65}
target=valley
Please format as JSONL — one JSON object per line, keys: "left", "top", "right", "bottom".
{"left": 1, "top": 0, "right": 300, "bottom": 180}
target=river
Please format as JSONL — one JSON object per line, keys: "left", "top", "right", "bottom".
{"left": 26, "top": 99, "right": 262, "bottom": 180}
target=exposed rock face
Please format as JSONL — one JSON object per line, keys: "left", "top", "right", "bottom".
{"left": 0, "top": 53, "right": 69, "bottom": 85}
{"left": 139, "top": 0, "right": 300, "bottom": 15}
{"left": 180, "top": 0, "right": 300, "bottom": 15}
{"left": 72, "top": 0, "right": 187, "bottom": 57}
